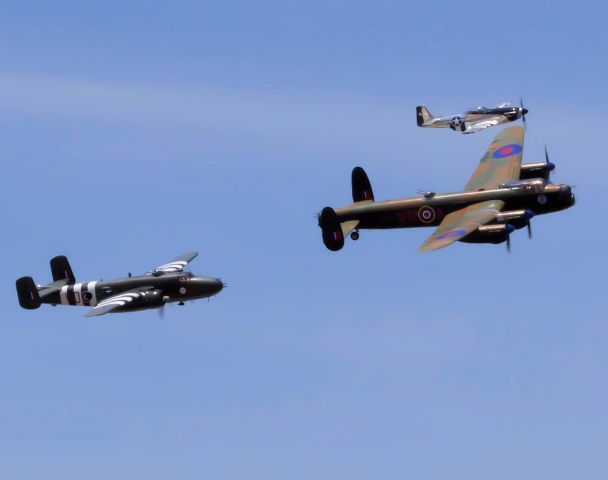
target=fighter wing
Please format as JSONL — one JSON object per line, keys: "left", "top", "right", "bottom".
{"left": 418, "top": 200, "right": 504, "bottom": 253}
{"left": 149, "top": 251, "right": 198, "bottom": 275}
{"left": 463, "top": 117, "right": 502, "bottom": 134}
{"left": 463, "top": 125, "right": 524, "bottom": 191}
{"left": 85, "top": 286, "right": 154, "bottom": 317}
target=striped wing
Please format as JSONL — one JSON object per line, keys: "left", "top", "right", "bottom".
{"left": 464, "top": 126, "right": 524, "bottom": 191}
{"left": 85, "top": 287, "right": 154, "bottom": 317}
{"left": 149, "top": 251, "right": 198, "bottom": 274}
{"left": 418, "top": 200, "right": 504, "bottom": 253}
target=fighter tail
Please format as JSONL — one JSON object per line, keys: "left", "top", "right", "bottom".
{"left": 416, "top": 106, "right": 435, "bottom": 126}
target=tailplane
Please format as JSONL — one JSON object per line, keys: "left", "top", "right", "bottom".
{"left": 416, "top": 105, "right": 435, "bottom": 126}
{"left": 50, "top": 255, "right": 75, "bottom": 284}
{"left": 16, "top": 276, "right": 41, "bottom": 309}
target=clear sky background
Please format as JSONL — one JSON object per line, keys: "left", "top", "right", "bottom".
{"left": 0, "top": 1, "right": 606, "bottom": 478}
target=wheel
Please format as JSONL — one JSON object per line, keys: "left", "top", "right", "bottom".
{"left": 350, "top": 231, "right": 360, "bottom": 241}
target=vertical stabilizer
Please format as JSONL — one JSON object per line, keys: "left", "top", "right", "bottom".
{"left": 416, "top": 105, "right": 435, "bottom": 126}
{"left": 16, "top": 276, "right": 41, "bottom": 309}
{"left": 50, "top": 255, "right": 75, "bottom": 284}
{"left": 351, "top": 167, "right": 375, "bottom": 202}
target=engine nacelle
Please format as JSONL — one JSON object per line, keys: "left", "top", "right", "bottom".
{"left": 460, "top": 224, "right": 515, "bottom": 244}
{"left": 495, "top": 209, "right": 534, "bottom": 230}
{"left": 499, "top": 178, "right": 545, "bottom": 191}
{"left": 118, "top": 289, "right": 165, "bottom": 312}
{"left": 520, "top": 162, "right": 555, "bottom": 181}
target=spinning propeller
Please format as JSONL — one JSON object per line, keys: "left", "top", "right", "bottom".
{"left": 520, "top": 96, "right": 528, "bottom": 128}
{"left": 544, "top": 145, "right": 556, "bottom": 183}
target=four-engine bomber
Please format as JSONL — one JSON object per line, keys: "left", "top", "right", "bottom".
{"left": 319, "top": 126, "right": 574, "bottom": 252}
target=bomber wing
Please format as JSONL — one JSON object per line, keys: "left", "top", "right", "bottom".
{"left": 464, "top": 125, "right": 524, "bottom": 191}
{"left": 418, "top": 200, "right": 504, "bottom": 253}
{"left": 85, "top": 286, "right": 154, "bottom": 317}
{"left": 148, "top": 251, "right": 198, "bottom": 275}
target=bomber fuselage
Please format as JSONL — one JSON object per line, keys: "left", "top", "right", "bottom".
{"left": 333, "top": 181, "right": 575, "bottom": 230}
{"left": 38, "top": 271, "right": 223, "bottom": 309}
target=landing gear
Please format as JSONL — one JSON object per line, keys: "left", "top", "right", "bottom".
{"left": 350, "top": 230, "right": 360, "bottom": 241}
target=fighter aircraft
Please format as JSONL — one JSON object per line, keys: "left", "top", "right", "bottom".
{"left": 16, "top": 252, "right": 224, "bottom": 316}
{"left": 416, "top": 100, "right": 528, "bottom": 134}
{"left": 318, "top": 126, "right": 574, "bottom": 253}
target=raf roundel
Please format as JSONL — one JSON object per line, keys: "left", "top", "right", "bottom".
{"left": 417, "top": 206, "right": 436, "bottom": 224}
{"left": 492, "top": 143, "right": 522, "bottom": 159}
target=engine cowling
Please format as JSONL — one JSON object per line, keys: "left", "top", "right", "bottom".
{"left": 495, "top": 210, "right": 534, "bottom": 230}
{"left": 459, "top": 224, "right": 515, "bottom": 244}
{"left": 118, "top": 289, "right": 166, "bottom": 312}
{"left": 520, "top": 162, "right": 555, "bottom": 181}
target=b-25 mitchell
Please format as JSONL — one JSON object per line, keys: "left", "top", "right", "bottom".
{"left": 16, "top": 252, "right": 224, "bottom": 316}
{"left": 318, "top": 126, "right": 574, "bottom": 253}
{"left": 417, "top": 100, "right": 528, "bottom": 134}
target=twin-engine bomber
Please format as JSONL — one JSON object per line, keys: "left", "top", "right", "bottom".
{"left": 318, "top": 126, "right": 574, "bottom": 252}
{"left": 16, "top": 252, "right": 224, "bottom": 316}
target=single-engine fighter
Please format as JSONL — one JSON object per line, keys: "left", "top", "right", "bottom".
{"left": 318, "top": 126, "right": 574, "bottom": 253}
{"left": 416, "top": 100, "right": 528, "bottom": 134}
{"left": 16, "top": 252, "right": 224, "bottom": 316}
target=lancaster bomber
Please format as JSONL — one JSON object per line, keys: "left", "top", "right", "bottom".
{"left": 416, "top": 100, "right": 528, "bottom": 134}
{"left": 16, "top": 252, "right": 224, "bottom": 316}
{"left": 318, "top": 126, "right": 574, "bottom": 253}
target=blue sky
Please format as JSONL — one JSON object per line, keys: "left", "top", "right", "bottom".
{"left": 0, "top": 1, "right": 607, "bottom": 478}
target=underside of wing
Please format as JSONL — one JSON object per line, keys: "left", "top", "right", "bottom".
{"left": 464, "top": 126, "right": 524, "bottom": 191}
{"left": 463, "top": 117, "right": 501, "bottom": 134}
{"left": 85, "top": 286, "right": 154, "bottom": 317}
{"left": 418, "top": 200, "right": 505, "bottom": 253}
{"left": 149, "top": 251, "right": 198, "bottom": 275}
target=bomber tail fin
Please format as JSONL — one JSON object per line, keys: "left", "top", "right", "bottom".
{"left": 16, "top": 276, "right": 41, "bottom": 309}
{"left": 319, "top": 207, "right": 345, "bottom": 251}
{"left": 416, "top": 105, "right": 435, "bottom": 126}
{"left": 50, "top": 255, "right": 75, "bottom": 284}
{"left": 351, "top": 167, "right": 374, "bottom": 202}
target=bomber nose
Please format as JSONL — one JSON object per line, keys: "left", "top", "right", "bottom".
{"left": 211, "top": 278, "right": 224, "bottom": 294}
{"left": 191, "top": 277, "right": 224, "bottom": 297}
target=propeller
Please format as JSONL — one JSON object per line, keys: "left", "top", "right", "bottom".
{"left": 544, "top": 145, "right": 555, "bottom": 183}
{"left": 520, "top": 96, "right": 528, "bottom": 127}
{"left": 527, "top": 221, "right": 532, "bottom": 239}
{"left": 505, "top": 224, "right": 515, "bottom": 253}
